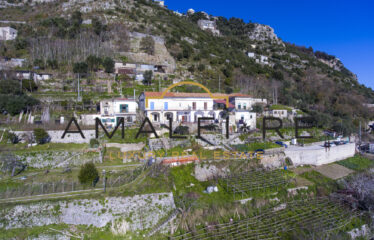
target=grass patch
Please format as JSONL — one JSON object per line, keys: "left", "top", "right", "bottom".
{"left": 105, "top": 128, "right": 147, "bottom": 144}
{"left": 232, "top": 142, "right": 280, "bottom": 152}
{"left": 337, "top": 155, "right": 374, "bottom": 171}
{"left": 299, "top": 170, "right": 338, "bottom": 195}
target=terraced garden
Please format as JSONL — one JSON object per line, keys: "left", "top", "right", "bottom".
{"left": 223, "top": 169, "right": 294, "bottom": 199}
{"left": 173, "top": 197, "right": 361, "bottom": 240}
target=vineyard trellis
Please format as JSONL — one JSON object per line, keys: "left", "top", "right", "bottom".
{"left": 0, "top": 167, "right": 143, "bottom": 199}
{"left": 173, "top": 197, "right": 361, "bottom": 240}
{"left": 224, "top": 169, "right": 294, "bottom": 199}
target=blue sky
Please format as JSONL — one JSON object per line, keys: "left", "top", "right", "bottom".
{"left": 166, "top": 0, "right": 374, "bottom": 89}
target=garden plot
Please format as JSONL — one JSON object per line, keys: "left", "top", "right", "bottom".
{"left": 223, "top": 169, "right": 294, "bottom": 199}
{"left": 173, "top": 197, "right": 360, "bottom": 240}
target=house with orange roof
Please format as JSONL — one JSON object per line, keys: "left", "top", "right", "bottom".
{"left": 139, "top": 91, "right": 229, "bottom": 124}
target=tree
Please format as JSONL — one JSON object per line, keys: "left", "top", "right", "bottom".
{"left": 86, "top": 55, "right": 101, "bottom": 72}
{"left": 68, "top": 11, "right": 83, "bottom": 38}
{"left": 47, "top": 59, "right": 58, "bottom": 69}
{"left": 73, "top": 62, "right": 88, "bottom": 74}
{"left": 5, "top": 131, "right": 19, "bottom": 144}
{"left": 198, "top": 64, "right": 205, "bottom": 71}
{"left": 89, "top": 138, "right": 100, "bottom": 148}
{"left": 103, "top": 57, "right": 114, "bottom": 73}
{"left": 92, "top": 17, "right": 105, "bottom": 35}
{"left": 33, "top": 128, "right": 50, "bottom": 144}
{"left": 272, "top": 71, "right": 284, "bottom": 81}
{"left": 0, "top": 153, "right": 26, "bottom": 176}
{"left": 78, "top": 162, "right": 99, "bottom": 186}
{"left": 252, "top": 103, "right": 264, "bottom": 113}
{"left": 140, "top": 36, "right": 155, "bottom": 55}
{"left": 143, "top": 70, "right": 153, "bottom": 85}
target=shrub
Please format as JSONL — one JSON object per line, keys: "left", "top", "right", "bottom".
{"left": 5, "top": 131, "right": 19, "bottom": 144}
{"left": 140, "top": 36, "right": 155, "bottom": 55}
{"left": 78, "top": 162, "right": 99, "bottom": 185}
{"left": 252, "top": 103, "right": 264, "bottom": 113}
{"left": 33, "top": 128, "right": 50, "bottom": 144}
{"left": 90, "top": 138, "right": 100, "bottom": 148}
{"left": 103, "top": 57, "right": 114, "bottom": 73}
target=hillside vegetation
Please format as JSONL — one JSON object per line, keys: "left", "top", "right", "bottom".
{"left": 0, "top": 0, "right": 373, "bottom": 134}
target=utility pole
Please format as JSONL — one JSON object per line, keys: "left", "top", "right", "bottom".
{"left": 77, "top": 73, "right": 81, "bottom": 102}
{"left": 219, "top": 75, "right": 221, "bottom": 92}
{"left": 102, "top": 169, "right": 106, "bottom": 193}
{"left": 119, "top": 75, "right": 123, "bottom": 97}
{"left": 134, "top": 89, "right": 136, "bottom": 100}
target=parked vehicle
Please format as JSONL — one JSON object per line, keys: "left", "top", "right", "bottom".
{"left": 255, "top": 149, "right": 265, "bottom": 155}
{"left": 275, "top": 141, "right": 288, "bottom": 148}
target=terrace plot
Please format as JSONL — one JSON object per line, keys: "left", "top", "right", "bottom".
{"left": 223, "top": 169, "right": 294, "bottom": 199}
{"left": 173, "top": 197, "right": 360, "bottom": 240}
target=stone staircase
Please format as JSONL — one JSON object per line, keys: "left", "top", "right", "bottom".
{"left": 147, "top": 209, "right": 181, "bottom": 237}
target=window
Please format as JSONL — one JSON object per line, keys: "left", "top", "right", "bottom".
{"left": 120, "top": 104, "right": 129, "bottom": 113}
{"left": 243, "top": 103, "right": 247, "bottom": 110}
{"left": 150, "top": 102, "right": 155, "bottom": 110}
{"left": 164, "top": 102, "right": 168, "bottom": 110}
{"left": 193, "top": 102, "right": 196, "bottom": 110}
{"left": 204, "top": 102, "right": 207, "bottom": 110}
{"left": 238, "top": 104, "right": 241, "bottom": 109}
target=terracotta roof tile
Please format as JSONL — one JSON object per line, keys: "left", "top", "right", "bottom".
{"left": 144, "top": 92, "right": 228, "bottom": 98}
{"left": 229, "top": 93, "right": 252, "bottom": 97}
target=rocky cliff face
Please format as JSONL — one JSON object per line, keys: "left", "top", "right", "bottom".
{"left": 248, "top": 24, "right": 282, "bottom": 44}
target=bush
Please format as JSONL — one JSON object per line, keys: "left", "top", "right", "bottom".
{"left": 5, "top": 131, "right": 19, "bottom": 144}
{"left": 140, "top": 36, "right": 155, "bottom": 55}
{"left": 103, "top": 57, "right": 114, "bottom": 73}
{"left": 173, "top": 126, "right": 189, "bottom": 135}
{"left": 90, "top": 138, "right": 100, "bottom": 148}
{"left": 33, "top": 128, "right": 50, "bottom": 144}
{"left": 252, "top": 103, "right": 264, "bottom": 113}
{"left": 78, "top": 162, "right": 99, "bottom": 185}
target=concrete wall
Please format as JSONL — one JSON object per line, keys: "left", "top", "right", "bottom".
{"left": 285, "top": 142, "right": 355, "bottom": 166}
{"left": 14, "top": 130, "right": 95, "bottom": 144}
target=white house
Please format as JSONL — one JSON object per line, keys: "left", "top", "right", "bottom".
{"left": 229, "top": 93, "right": 267, "bottom": 111}
{"left": 265, "top": 109, "right": 288, "bottom": 119}
{"left": 9, "top": 58, "right": 25, "bottom": 67}
{"left": 187, "top": 9, "right": 195, "bottom": 15}
{"left": 100, "top": 98, "right": 138, "bottom": 128}
{"left": 139, "top": 92, "right": 228, "bottom": 124}
{"left": 173, "top": 11, "right": 182, "bottom": 17}
{"left": 153, "top": 0, "right": 164, "bottom": 7}
{"left": 260, "top": 55, "right": 269, "bottom": 65}
{"left": 197, "top": 20, "right": 220, "bottom": 36}
{"left": 16, "top": 70, "right": 32, "bottom": 79}
{"left": 0, "top": 27, "right": 17, "bottom": 40}
{"left": 247, "top": 52, "right": 255, "bottom": 58}
{"left": 33, "top": 73, "right": 52, "bottom": 83}
{"left": 235, "top": 111, "right": 257, "bottom": 130}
